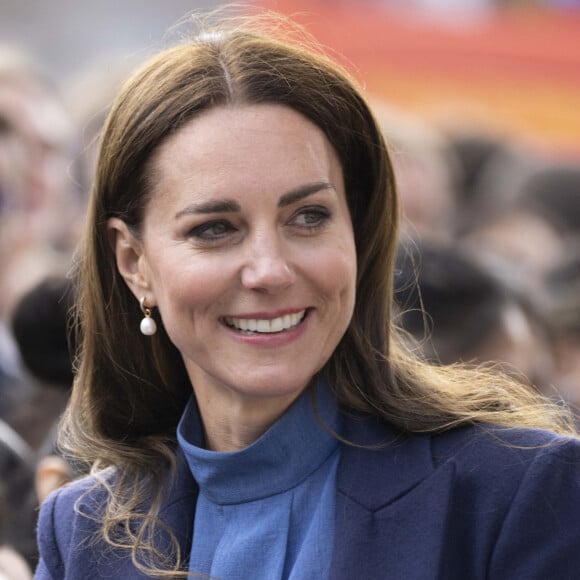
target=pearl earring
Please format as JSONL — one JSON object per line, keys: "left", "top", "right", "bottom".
{"left": 139, "top": 297, "right": 157, "bottom": 336}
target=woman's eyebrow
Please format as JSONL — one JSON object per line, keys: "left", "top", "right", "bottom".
{"left": 174, "top": 181, "right": 335, "bottom": 219}
{"left": 175, "top": 199, "right": 240, "bottom": 219}
{"left": 278, "top": 181, "right": 335, "bottom": 207}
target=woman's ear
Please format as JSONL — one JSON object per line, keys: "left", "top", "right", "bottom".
{"left": 107, "top": 218, "right": 154, "bottom": 302}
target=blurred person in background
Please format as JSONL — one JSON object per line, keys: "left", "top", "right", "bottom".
{"left": 64, "top": 56, "right": 139, "bottom": 200}
{"left": 395, "top": 238, "right": 556, "bottom": 394}
{"left": 0, "top": 46, "right": 79, "bottom": 253}
{"left": 9, "top": 276, "right": 75, "bottom": 453}
{"left": 447, "top": 130, "right": 519, "bottom": 219}
{"left": 0, "top": 46, "right": 80, "bottom": 435}
{"left": 0, "top": 419, "right": 35, "bottom": 576}
{"left": 0, "top": 545, "right": 32, "bottom": 580}
{"left": 11, "top": 275, "right": 80, "bottom": 503}
{"left": 544, "top": 245, "right": 580, "bottom": 413}
{"left": 0, "top": 49, "right": 80, "bottom": 572}
{"left": 0, "top": 275, "right": 78, "bottom": 574}
{"left": 516, "top": 160, "right": 580, "bottom": 242}
{"left": 460, "top": 203, "right": 565, "bottom": 283}
{"left": 451, "top": 133, "right": 568, "bottom": 282}
{"left": 375, "top": 101, "right": 460, "bottom": 242}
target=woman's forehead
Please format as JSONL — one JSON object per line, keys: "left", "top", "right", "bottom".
{"left": 148, "top": 104, "right": 343, "bottom": 197}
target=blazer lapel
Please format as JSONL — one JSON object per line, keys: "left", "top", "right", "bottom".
{"left": 331, "top": 413, "right": 455, "bottom": 580}
{"left": 156, "top": 448, "right": 199, "bottom": 568}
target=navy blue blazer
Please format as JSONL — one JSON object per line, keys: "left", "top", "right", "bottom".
{"left": 36, "top": 414, "right": 580, "bottom": 579}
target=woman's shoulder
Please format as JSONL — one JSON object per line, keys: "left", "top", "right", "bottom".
{"left": 342, "top": 408, "right": 578, "bottom": 455}
{"left": 41, "top": 468, "right": 114, "bottom": 517}
{"left": 37, "top": 469, "right": 114, "bottom": 556}
{"left": 431, "top": 421, "right": 580, "bottom": 470}
{"left": 414, "top": 420, "right": 580, "bottom": 504}
{"left": 339, "top": 413, "right": 580, "bottom": 531}
{"left": 340, "top": 411, "right": 580, "bottom": 496}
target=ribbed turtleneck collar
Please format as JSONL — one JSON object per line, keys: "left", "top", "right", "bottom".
{"left": 177, "top": 379, "right": 340, "bottom": 505}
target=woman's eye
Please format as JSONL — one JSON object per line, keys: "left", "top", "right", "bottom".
{"left": 291, "top": 206, "right": 331, "bottom": 229}
{"left": 188, "top": 220, "right": 234, "bottom": 240}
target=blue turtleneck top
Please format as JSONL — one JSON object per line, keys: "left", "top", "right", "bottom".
{"left": 177, "top": 380, "right": 341, "bottom": 579}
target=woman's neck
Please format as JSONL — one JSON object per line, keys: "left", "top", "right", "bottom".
{"left": 194, "top": 387, "right": 304, "bottom": 452}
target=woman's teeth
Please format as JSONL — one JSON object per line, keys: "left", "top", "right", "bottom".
{"left": 225, "top": 310, "right": 306, "bottom": 334}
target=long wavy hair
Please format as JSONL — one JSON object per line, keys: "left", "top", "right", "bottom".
{"left": 60, "top": 10, "right": 577, "bottom": 578}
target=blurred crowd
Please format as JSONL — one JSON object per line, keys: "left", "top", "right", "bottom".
{"left": 0, "top": 33, "right": 579, "bottom": 577}
{"left": 0, "top": 45, "right": 125, "bottom": 578}
{"left": 381, "top": 102, "right": 580, "bottom": 408}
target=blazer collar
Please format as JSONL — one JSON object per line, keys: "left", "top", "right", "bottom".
{"left": 337, "top": 410, "right": 435, "bottom": 510}
{"left": 158, "top": 412, "right": 438, "bottom": 541}
{"left": 332, "top": 412, "right": 456, "bottom": 580}
{"left": 157, "top": 447, "right": 199, "bottom": 557}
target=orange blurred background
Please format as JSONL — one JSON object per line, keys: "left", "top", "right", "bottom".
{"left": 257, "top": 0, "right": 580, "bottom": 158}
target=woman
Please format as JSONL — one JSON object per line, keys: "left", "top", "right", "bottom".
{"left": 36, "top": 13, "right": 580, "bottom": 580}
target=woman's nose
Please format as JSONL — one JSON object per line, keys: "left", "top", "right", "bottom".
{"left": 241, "top": 235, "right": 295, "bottom": 292}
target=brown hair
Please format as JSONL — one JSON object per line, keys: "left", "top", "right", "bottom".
{"left": 61, "top": 10, "right": 577, "bottom": 577}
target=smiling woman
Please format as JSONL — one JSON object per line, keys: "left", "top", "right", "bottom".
{"left": 34, "top": 9, "right": 580, "bottom": 580}
{"left": 108, "top": 104, "right": 356, "bottom": 451}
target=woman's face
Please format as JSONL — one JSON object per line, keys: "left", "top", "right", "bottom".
{"left": 116, "top": 104, "right": 356, "bottom": 409}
